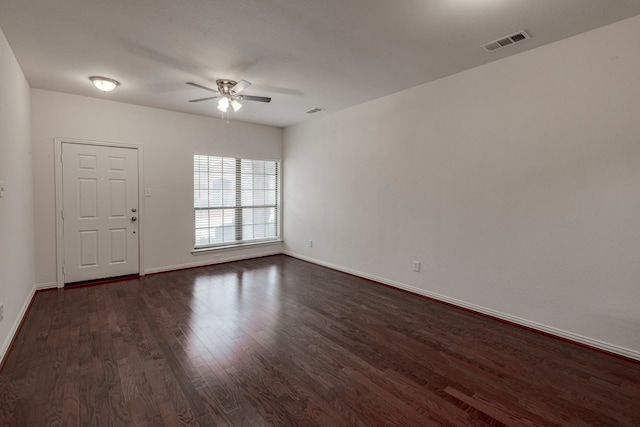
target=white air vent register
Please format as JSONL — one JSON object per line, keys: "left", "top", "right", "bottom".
{"left": 482, "top": 30, "right": 530, "bottom": 52}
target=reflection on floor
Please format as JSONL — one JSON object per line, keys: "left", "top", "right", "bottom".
{"left": 1, "top": 255, "right": 639, "bottom": 425}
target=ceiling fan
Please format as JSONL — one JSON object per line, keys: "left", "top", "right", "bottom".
{"left": 186, "top": 79, "right": 271, "bottom": 113}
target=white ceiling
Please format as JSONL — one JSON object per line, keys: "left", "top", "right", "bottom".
{"left": 1, "top": 0, "right": 640, "bottom": 128}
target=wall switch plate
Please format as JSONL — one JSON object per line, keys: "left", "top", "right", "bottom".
{"left": 413, "top": 261, "right": 421, "bottom": 272}
{"left": 145, "top": 188, "right": 152, "bottom": 197}
{"left": 309, "top": 240, "right": 313, "bottom": 247}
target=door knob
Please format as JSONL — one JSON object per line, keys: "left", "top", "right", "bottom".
{"left": 132, "top": 208, "right": 137, "bottom": 212}
{"left": 131, "top": 216, "right": 137, "bottom": 222}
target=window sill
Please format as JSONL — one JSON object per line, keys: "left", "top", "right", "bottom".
{"left": 191, "top": 239, "right": 283, "bottom": 255}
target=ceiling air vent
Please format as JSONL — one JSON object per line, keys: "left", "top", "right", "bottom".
{"left": 306, "top": 107, "right": 325, "bottom": 114}
{"left": 482, "top": 30, "right": 530, "bottom": 52}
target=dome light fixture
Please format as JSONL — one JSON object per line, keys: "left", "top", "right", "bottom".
{"left": 89, "top": 76, "right": 120, "bottom": 92}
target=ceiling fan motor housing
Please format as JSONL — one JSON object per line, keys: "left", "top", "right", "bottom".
{"left": 216, "top": 79, "right": 237, "bottom": 96}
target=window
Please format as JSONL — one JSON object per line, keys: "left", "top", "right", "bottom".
{"left": 194, "top": 155, "right": 280, "bottom": 249}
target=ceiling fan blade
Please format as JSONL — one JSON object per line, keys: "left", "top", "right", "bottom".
{"left": 189, "top": 96, "right": 218, "bottom": 103}
{"left": 230, "top": 80, "right": 251, "bottom": 95}
{"left": 242, "top": 95, "right": 271, "bottom": 103}
{"left": 186, "top": 82, "right": 218, "bottom": 93}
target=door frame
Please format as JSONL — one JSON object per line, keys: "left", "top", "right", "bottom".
{"left": 54, "top": 137, "right": 145, "bottom": 288}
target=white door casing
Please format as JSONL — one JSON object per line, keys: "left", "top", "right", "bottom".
{"left": 60, "top": 142, "right": 140, "bottom": 284}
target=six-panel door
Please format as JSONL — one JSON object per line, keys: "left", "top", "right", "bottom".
{"left": 62, "top": 143, "right": 139, "bottom": 284}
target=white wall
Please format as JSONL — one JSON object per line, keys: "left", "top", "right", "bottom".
{"left": 284, "top": 15, "right": 640, "bottom": 358}
{"left": 31, "top": 90, "right": 283, "bottom": 285}
{"left": 0, "top": 27, "right": 35, "bottom": 360}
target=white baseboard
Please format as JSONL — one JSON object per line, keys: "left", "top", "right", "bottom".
{"left": 144, "top": 248, "right": 283, "bottom": 275}
{"left": 284, "top": 251, "right": 640, "bottom": 362}
{"left": 0, "top": 285, "right": 37, "bottom": 366}
{"left": 35, "top": 282, "right": 58, "bottom": 290}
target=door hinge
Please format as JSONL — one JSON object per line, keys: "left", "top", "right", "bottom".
{"left": 61, "top": 210, "right": 64, "bottom": 219}
{"left": 62, "top": 265, "right": 65, "bottom": 274}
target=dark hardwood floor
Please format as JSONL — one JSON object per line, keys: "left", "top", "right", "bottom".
{"left": 1, "top": 255, "right": 639, "bottom": 426}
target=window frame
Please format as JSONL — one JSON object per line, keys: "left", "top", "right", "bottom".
{"left": 192, "top": 154, "right": 281, "bottom": 252}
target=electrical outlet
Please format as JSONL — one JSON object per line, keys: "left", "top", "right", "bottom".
{"left": 0, "top": 304, "right": 4, "bottom": 322}
{"left": 413, "top": 261, "right": 421, "bottom": 272}
{"left": 309, "top": 240, "right": 313, "bottom": 248}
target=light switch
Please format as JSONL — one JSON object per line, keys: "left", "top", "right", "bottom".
{"left": 0, "top": 181, "right": 5, "bottom": 198}
{"left": 145, "top": 187, "right": 152, "bottom": 197}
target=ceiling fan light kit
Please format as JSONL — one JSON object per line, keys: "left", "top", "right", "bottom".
{"left": 230, "top": 99, "right": 243, "bottom": 112}
{"left": 217, "top": 96, "right": 230, "bottom": 112}
{"left": 187, "top": 79, "right": 271, "bottom": 116}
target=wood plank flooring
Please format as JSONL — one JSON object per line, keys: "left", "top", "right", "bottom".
{"left": 1, "top": 255, "right": 639, "bottom": 426}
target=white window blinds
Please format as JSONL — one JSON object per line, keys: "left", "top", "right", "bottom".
{"left": 194, "top": 155, "right": 279, "bottom": 248}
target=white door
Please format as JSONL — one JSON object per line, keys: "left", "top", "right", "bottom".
{"left": 62, "top": 143, "right": 139, "bottom": 284}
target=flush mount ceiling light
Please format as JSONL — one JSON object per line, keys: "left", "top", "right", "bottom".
{"left": 89, "top": 76, "right": 120, "bottom": 92}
